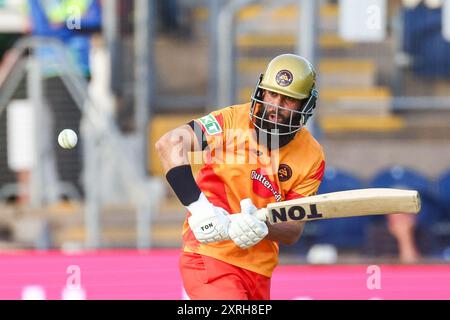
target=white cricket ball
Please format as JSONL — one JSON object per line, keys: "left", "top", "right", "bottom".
{"left": 58, "top": 129, "right": 78, "bottom": 149}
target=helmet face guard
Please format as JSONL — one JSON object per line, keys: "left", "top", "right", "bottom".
{"left": 249, "top": 74, "right": 318, "bottom": 136}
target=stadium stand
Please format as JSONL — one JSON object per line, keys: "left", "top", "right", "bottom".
{"left": 369, "top": 166, "right": 443, "bottom": 257}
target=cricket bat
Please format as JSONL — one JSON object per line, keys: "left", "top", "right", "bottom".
{"left": 255, "top": 188, "right": 421, "bottom": 224}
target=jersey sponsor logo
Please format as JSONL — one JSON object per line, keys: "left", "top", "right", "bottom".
{"left": 275, "top": 70, "right": 293, "bottom": 87}
{"left": 251, "top": 169, "right": 282, "bottom": 202}
{"left": 198, "top": 114, "right": 222, "bottom": 136}
{"left": 278, "top": 164, "right": 292, "bottom": 182}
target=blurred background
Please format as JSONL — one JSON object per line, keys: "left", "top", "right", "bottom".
{"left": 0, "top": 0, "right": 450, "bottom": 269}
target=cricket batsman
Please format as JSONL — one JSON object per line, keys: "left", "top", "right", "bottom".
{"left": 156, "top": 54, "right": 325, "bottom": 299}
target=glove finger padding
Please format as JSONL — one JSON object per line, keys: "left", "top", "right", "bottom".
{"left": 236, "top": 215, "right": 253, "bottom": 235}
{"left": 243, "top": 214, "right": 268, "bottom": 238}
{"left": 229, "top": 220, "right": 252, "bottom": 248}
{"left": 228, "top": 199, "right": 269, "bottom": 249}
{"left": 228, "top": 220, "right": 247, "bottom": 244}
{"left": 229, "top": 213, "right": 268, "bottom": 249}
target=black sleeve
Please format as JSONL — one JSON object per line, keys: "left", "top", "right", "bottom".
{"left": 188, "top": 120, "right": 208, "bottom": 151}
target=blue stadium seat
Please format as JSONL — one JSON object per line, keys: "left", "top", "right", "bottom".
{"left": 436, "top": 170, "right": 450, "bottom": 222}
{"left": 402, "top": 4, "right": 450, "bottom": 78}
{"left": 318, "top": 166, "right": 363, "bottom": 194}
{"left": 369, "top": 165, "right": 439, "bottom": 227}
{"left": 370, "top": 165, "right": 430, "bottom": 194}
{"left": 431, "top": 169, "right": 450, "bottom": 256}
{"left": 369, "top": 166, "right": 445, "bottom": 255}
{"left": 311, "top": 167, "right": 370, "bottom": 249}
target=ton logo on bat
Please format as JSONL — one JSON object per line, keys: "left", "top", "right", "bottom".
{"left": 270, "top": 204, "right": 323, "bottom": 223}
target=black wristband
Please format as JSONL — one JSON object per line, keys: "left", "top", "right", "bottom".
{"left": 166, "top": 165, "right": 202, "bottom": 206}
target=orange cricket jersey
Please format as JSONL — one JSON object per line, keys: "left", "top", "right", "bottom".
{"left": 182, "top": 103, "right": 325, "bottom": 278}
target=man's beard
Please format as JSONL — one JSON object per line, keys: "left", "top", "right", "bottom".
{"left": 254, "top": 103, "right": 301, "bottom": 150}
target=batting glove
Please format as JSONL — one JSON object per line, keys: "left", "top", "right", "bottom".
{"left": 187, "top": 193, "right": 231, "bottom": 244}
{"left": 228, "top": 199, "right": 268, "bottom": 249}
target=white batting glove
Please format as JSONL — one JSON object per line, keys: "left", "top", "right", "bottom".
{"left": 228, "top": 199, "right": 268, "bottom": 249}
{"left": 187, "top": 193, "right": 231, "bottom": 244}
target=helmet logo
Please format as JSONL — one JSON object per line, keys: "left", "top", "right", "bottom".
{"left": 275, "top": 70, "right": 293, "bottom": 87}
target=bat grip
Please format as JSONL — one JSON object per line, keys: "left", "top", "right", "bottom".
{"left": 255, "top": 208, "right": 268, "bottom": 222}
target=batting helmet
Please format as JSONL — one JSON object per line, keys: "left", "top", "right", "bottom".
{"left": 250, "top": 54, "right": 318, "bottom": 135}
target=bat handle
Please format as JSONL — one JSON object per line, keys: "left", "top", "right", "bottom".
{"left": 255, "top": 208, "right": 268, "bottom": 222}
